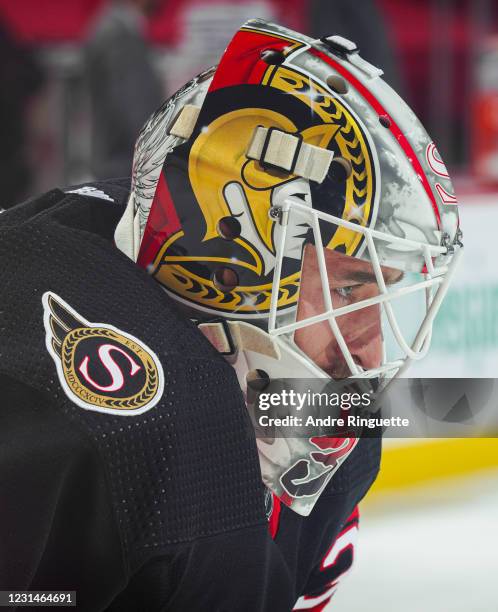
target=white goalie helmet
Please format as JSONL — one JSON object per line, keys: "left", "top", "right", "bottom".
{"left": 116, "top": 18, "right": 463, "bottom": 390}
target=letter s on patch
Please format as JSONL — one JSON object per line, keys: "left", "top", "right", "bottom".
{"left": 42, "top": 292, "right": 164, "bottom": 415}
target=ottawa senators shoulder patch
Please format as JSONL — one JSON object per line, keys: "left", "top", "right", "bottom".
{"left": 42, "top": 292, "right": 164, "bottom": 415}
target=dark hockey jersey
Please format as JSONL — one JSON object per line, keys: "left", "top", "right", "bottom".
{"left": 0, "top": 180, "right": 381, "bottom": 611}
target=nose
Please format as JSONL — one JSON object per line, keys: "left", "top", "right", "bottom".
{"left": 347, "top": 314, "right": 383, "bottom": 371}
{"left": 350, "top": 331, "right": 383, "bottom": 371}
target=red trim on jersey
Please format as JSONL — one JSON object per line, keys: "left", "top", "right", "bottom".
{"left": 319, "top": 506, "right": 359, "bottom": 572}
{"left": 308, "top": 47, "right": 442, "bottom": 228}
{"left": 320, "top": 542, "right": 354, "bottom": 573}
{"left": 345, "top": 504, "right": 359, "bottom": 525}
{"left": 293, "top": 506, "right": 360, "bottom": 610}
{"left": 209, "top": 29, "right": 292, "bottom": 92}
{"left": 137, "top": 171, "right": 182, "bottom": 269}
{"left": 295, "top": 596, "right": 335, "bottom": 612}
{"left": 268, "top": 492, "right": 282, "bottom": 539}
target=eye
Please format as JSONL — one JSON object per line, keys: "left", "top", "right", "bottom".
{"left": 335, "top": 286, "right": 354, "bottom": 299}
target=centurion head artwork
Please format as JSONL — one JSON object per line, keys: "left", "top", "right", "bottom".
{"left": 135, "top": 23, "right": 379, "bottom": 318}
{"left": 148, "top": 65, "right": 376, "bottom": 318}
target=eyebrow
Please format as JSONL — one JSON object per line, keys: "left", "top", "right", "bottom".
{"left": 341, "top": 270, "right": 405, "bottom": 286}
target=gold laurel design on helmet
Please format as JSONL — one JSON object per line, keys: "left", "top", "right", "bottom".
{"left": 265, "top": 65, "right": 373, "bottom": 254}
{"left": 61, "top": 327, "right": 159, "bottom": 410}
{"left": 155, "top": 263, "right": 301, "bottom": 313}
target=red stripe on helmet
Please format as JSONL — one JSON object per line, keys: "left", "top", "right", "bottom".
{"left": 209, "top": 29, "right": 292, "bottom": 92}
{"left": 137, "top": 171, "right": 182, "bottom": 269}
{"left": 309, "top": 48, "right": 442, "bottom": 228}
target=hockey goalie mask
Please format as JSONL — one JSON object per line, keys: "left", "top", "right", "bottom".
{"left": 117, "top": 18, "right": 462, "bottom": 386}
{"left": 115, "top": 19, "right": 463, "bottom": 515}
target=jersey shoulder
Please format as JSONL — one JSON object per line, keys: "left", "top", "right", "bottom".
{"left": 0, "top": 178, "right": 131, "bottom": 227}
{"left": 0, "top": 181, "right": 265, "bottom": 569}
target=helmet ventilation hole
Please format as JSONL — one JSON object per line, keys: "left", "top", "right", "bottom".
{"left": 217, "top": 216, "right": 242, "bottom": 240}
{"left": 379, "top": 114, "right": 392, "bottom": 128}
{"left": 329, "top": 157, "right": 352, "bottom": 182}
{"left": 246, "top": 369, "right": 270, "bottom": 391}
{"left": 260, "top": 49, "right": 285, "bottom": 65}
{"left": 213, "top": 267, "right": 239, "bottom": 293}
{"left": 326, "top": 75, "right": 348, "bottom": 94}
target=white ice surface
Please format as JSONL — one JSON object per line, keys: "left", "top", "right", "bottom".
{"left": 332, "top": 471, "right": 498, "bottom": 612}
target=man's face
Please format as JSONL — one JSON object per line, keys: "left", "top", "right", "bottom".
{"left": 294, "top": 244, "right": 403, "bottom": 379}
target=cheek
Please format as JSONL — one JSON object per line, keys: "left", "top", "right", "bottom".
{"left": 302, "top": 282, "right": 326, "bottom": 305}
{"left": 296, "top": 281, "right": 327, "bottom": 322}
{"left": 338, "top": 304, "right": 382, "bottom": 340}
{"left": 294, "top": 319, "right": 338, "bottom": 361}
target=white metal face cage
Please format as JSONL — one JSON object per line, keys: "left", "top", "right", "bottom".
{"left": 268, "top": 196, "right": 463, "bottom": 381}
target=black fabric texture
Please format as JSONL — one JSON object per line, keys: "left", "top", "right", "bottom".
{"left": 0, "top": 183, "right": 381, "bottom": 610}
{"left": 0, "top": 185, "right": 266, "bottom": 562}
{"left": 106, "top": 526, "right": 294, "bottom": 612}
{"left": 0, "top": 374, "right": 127, "bottom": 611}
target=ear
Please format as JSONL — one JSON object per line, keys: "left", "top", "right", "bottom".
{"left": 301, "top": 123, "right": 340, "bottom": 148}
